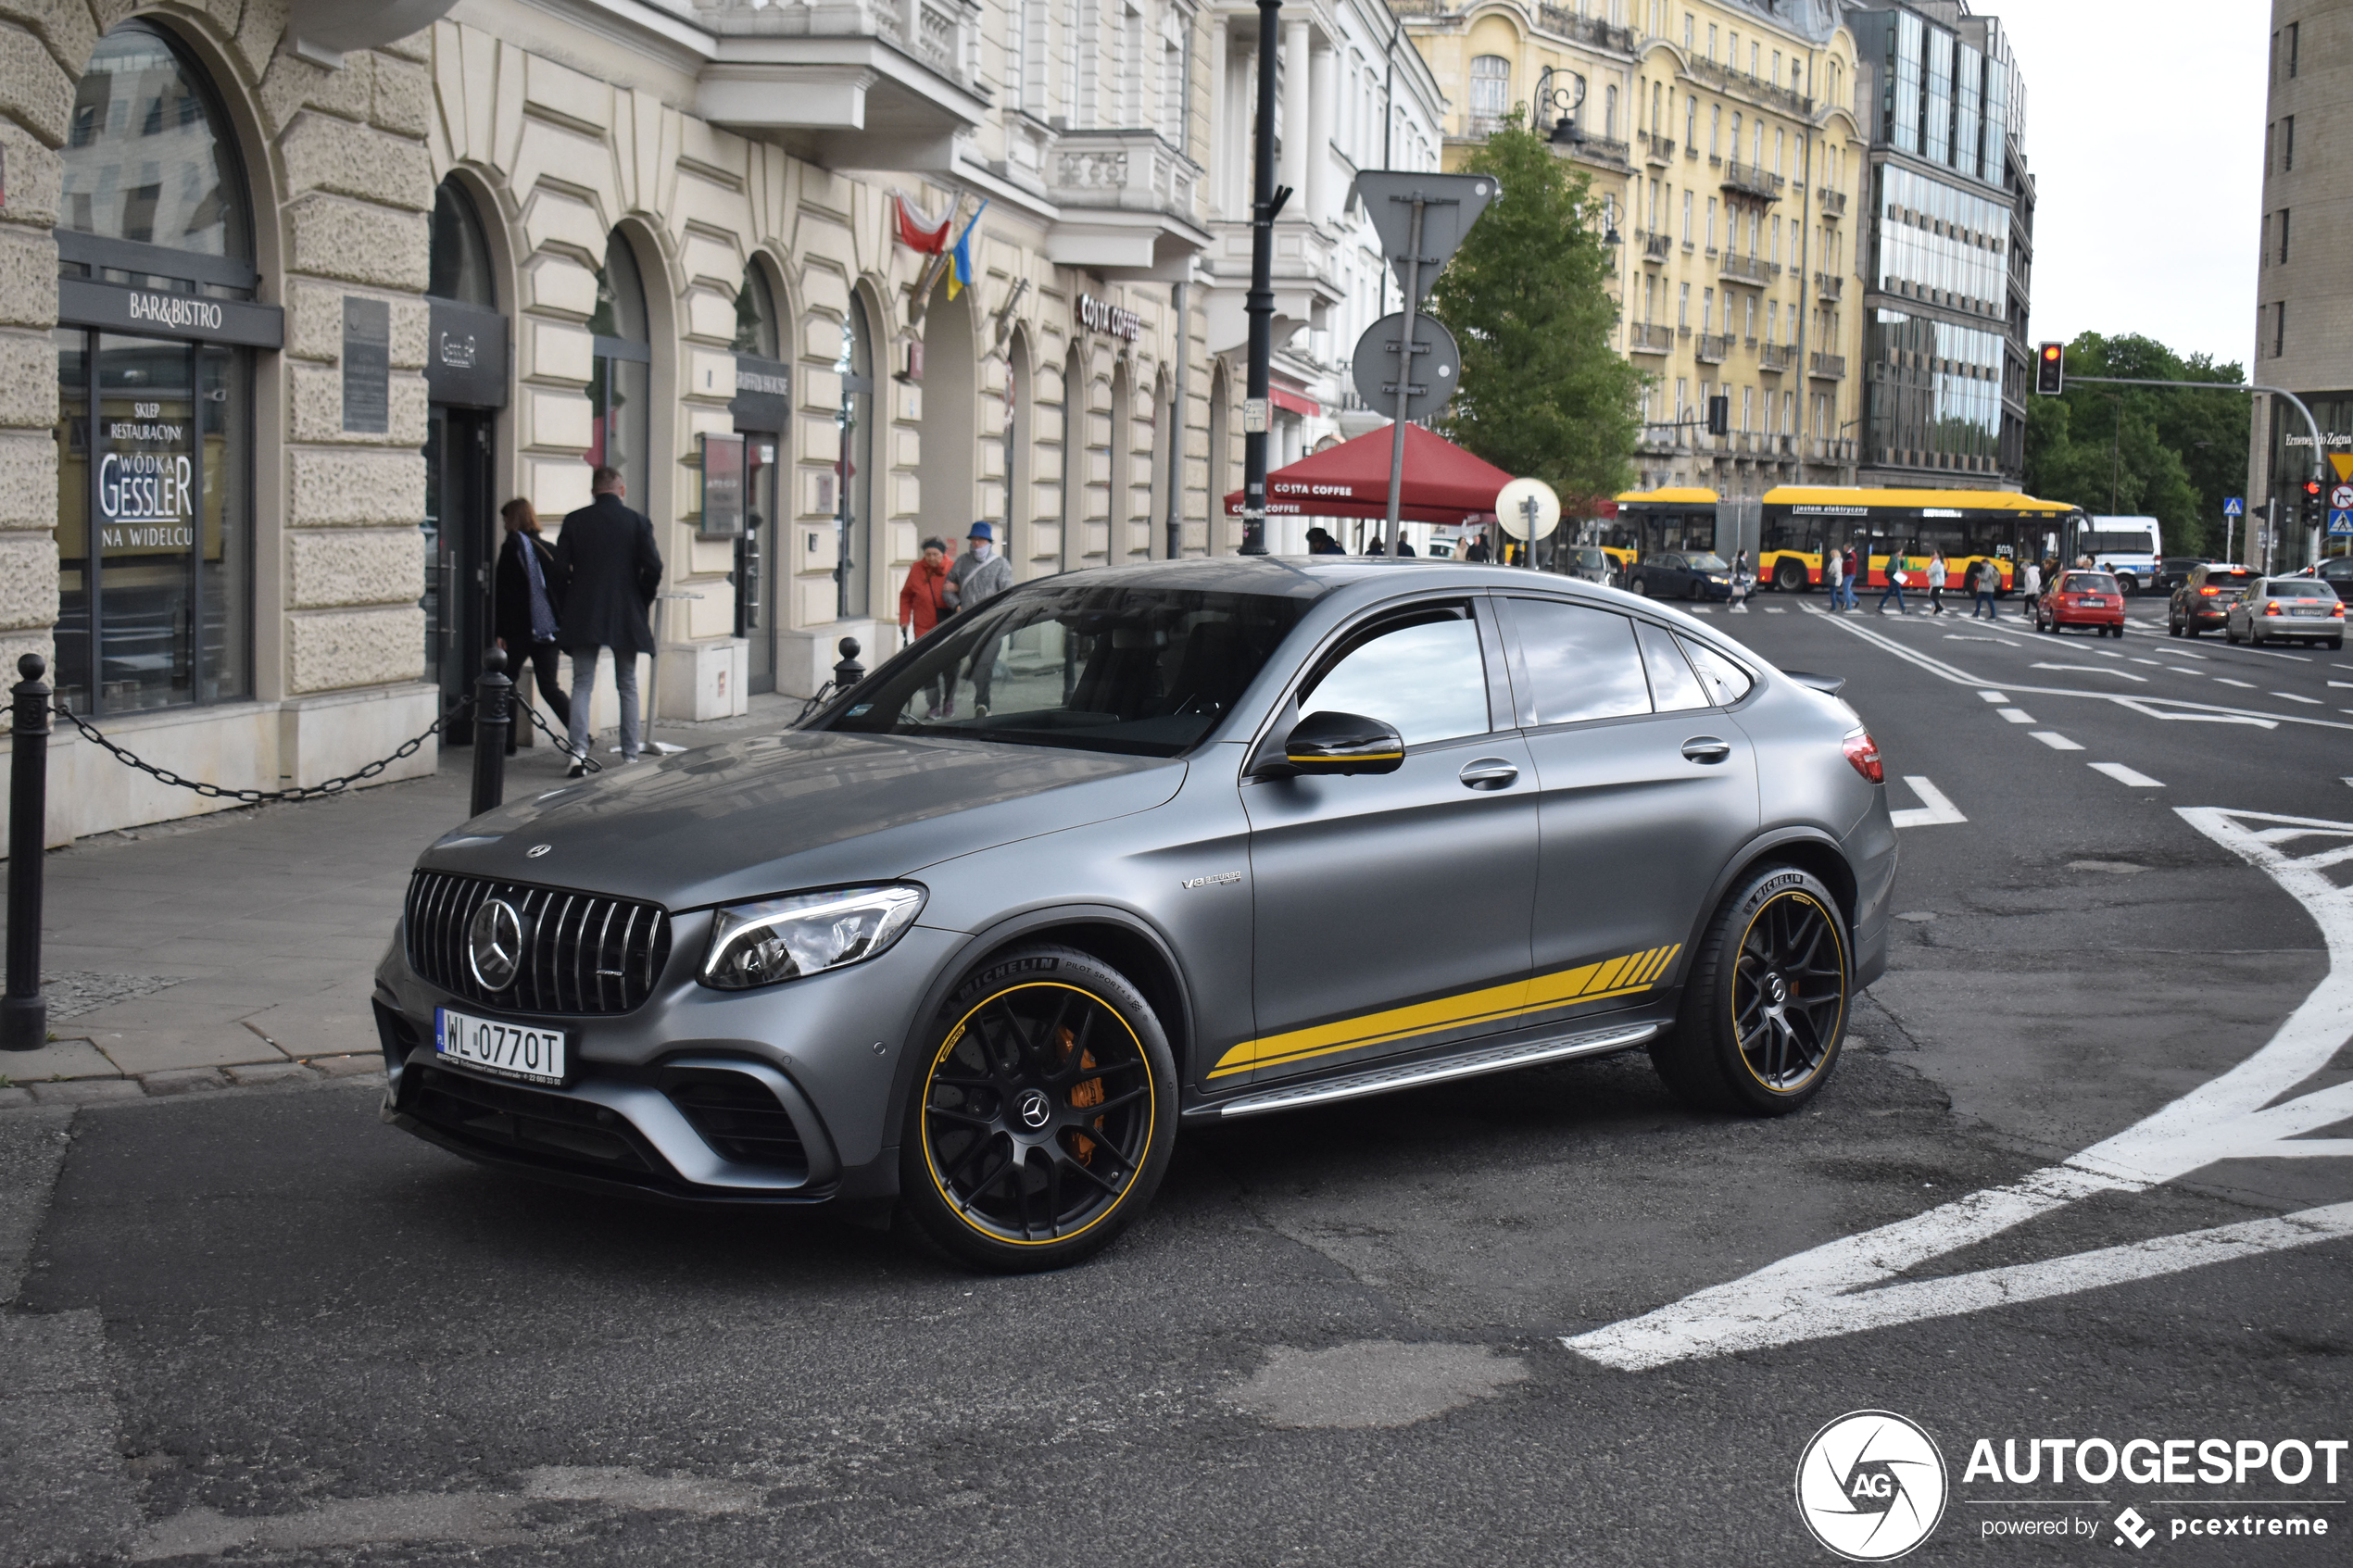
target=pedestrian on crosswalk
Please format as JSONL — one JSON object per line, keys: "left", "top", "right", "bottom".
{"left": 1971, "top": 559, "right": 2001, "bottom": 619}
{"left": 1876, "top": 560, "right": 1910, "bottom": 614}
{"left": 1927, "top": 549, "right": 1949, "bottom": 614}
{"left": 1821, "top": 542, "right": 1843, "bottom": 610}
{"left": 2020, "top": 558, "right": 2043, "bottom": 618}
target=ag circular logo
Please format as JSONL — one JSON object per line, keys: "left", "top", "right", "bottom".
{"left": 467, "top": 898, "right": 524, "bottom": 991}
{"left": 1794, "top": 1410, "right": 1947, "bottom": 1562}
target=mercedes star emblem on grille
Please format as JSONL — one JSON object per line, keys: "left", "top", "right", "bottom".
{"left": 525, "top": 844, "right": 552, "bottom": 858}
{"left": 467, "top": 898, "right": 524, "bottom": 990}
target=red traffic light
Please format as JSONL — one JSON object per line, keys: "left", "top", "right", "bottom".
{"left": 2033, "top": 342, "right": 2065, "bottom": 395}
{"left": 2305, "top": 479, "right": 2323, "bottom": 497}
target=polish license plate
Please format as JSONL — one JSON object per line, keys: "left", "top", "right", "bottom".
{"left": 434, "top": 1007, "right": 567, "bottom": 1085}
{"left": 2291, "top": 606, "right": 2322, "bottom": 616}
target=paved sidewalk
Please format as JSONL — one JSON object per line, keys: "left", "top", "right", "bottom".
{"left": 0, "top": 696, "right": 801, "bottom": 1106}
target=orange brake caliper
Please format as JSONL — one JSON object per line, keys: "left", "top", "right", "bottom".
{"left": 1060, "top": 1025, "right": 1104, "bottom": 1163}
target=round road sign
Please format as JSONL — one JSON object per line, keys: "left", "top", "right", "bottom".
{"left": 1496, "top": 477, "right": 1562, "bottom": 540}
{"left": 2330, "top": 483, "right": 2353, "bottom": 512}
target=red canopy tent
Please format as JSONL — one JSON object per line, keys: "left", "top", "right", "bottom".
{"left": 1222, "top": 422, "right": 1513, "bottom": 526}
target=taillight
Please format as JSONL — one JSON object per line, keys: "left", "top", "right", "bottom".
{"left": 2264, "top": 600, "right": 2283, "bottom": 617}
{"left": 2334, "top": 603, "right": 2347, "bottom": 619}
{"left": 2200, "top": 586, "right": 2220, "bottom": 596}
{"left": 1843, "top": 731, "right": 1884, "bottom": 784}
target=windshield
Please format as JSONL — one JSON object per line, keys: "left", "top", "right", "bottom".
{"left": 1575, "top": 548, "right": 1607, "bottom": 568}
{"left": 2063, "top": 573, "right": 2120, "bottom": 593}
{"left": 2266, "top": 580, "right": 2336, "bottom": 598}
{"left": 815, "top": 583, "right": 1311, "bottom": 757}
{"left": 1686, "top": 553, "right": 1730, "bottom": 572}
{"left": 2204, "top": 571, "right": 2254, "bottom": 587}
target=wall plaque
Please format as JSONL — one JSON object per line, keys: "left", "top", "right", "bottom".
{"left": 342, "top": 295, "right": 390, "bottom": 433}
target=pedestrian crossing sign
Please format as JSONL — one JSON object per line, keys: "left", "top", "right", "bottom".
{"left": 2332, "top": 508, "right": 2353, "bottom": 536}
{"left": 2222, "top": 496, "right": 2244, "bottom": 516}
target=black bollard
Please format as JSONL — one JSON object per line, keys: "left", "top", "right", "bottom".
{"left": 470, "top": 647, "right": 512, "bottom": 818}
{"left": 833, "top": 636, "right": 864, "bottom": 690}
{"left": 4, "top": 653, "right": 51, "bottom": 1051}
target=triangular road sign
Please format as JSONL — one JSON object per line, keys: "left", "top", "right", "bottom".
{"left": 1350, "top": 171, "right": 1500, "bottom": 303}
{"left": 2328, "top": 451, "right": 2353, "bottom": 483}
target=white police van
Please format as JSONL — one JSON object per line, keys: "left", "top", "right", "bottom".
{"left": 2081, "top": 516, "right": 2163, "bottom": 595}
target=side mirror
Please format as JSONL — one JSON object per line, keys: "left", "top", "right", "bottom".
{"left": 1277, "top": 710, "right": 1405, "bottom": 776}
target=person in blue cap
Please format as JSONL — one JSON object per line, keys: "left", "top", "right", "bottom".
{"left": 946, "top": 521, "right": 1014, "bottom": 715}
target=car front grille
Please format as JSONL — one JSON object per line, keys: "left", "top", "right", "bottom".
{"left": 663, "top": 1070, "right": 808, "bottom": 1173}
{"left": 405, "top": 872, "right": 671, "bottom": 1016}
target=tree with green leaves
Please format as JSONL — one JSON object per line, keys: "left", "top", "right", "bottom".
{"left": 2022, "top": 332, "right": 2250, "bottom": 557}
{"left": 1428, "top": 119, "right": 1644, "bottom": 511}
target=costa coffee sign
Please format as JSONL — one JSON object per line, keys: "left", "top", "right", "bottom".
{"left": 1077, "top": 293, "right": 1140, "bottom": 341}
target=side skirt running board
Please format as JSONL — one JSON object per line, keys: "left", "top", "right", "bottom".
{"left": 1213, "top": 1022, "right": 1662, "bottom": 1120}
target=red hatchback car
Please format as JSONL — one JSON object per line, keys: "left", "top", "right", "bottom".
{"left": 2034, "top": 570, "right": 2127, "bottom": 637}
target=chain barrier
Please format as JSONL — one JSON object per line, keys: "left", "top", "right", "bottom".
{"left": 48, "top": 693, "right": 601, "bottom": 808}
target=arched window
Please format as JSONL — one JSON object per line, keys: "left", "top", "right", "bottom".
{"left": 836, "top": 293, "right": 875, "bottom": 619}
{"left": 1469, "top": 56, "right": 1510, "bottom": 132}
{"left": 731, "top": 262, "right": 778, "bottom": 358}
{"left": 587, "top": 231, "right": 652, "bottom": 500}
{"left": 428, "top": 181, "right": 496, "bottom": 307}
{"left": 54, "top": 21, "right": 257, "bottom": 716}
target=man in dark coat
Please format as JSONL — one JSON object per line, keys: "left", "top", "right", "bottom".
{"left": 554, "top": 465, "right": 662, "bottom": 771}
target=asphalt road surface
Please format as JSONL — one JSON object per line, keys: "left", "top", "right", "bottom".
{"left": 5, "top": 587, "right": 2350, "bottom": 1567}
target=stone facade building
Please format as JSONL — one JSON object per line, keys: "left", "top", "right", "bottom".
{"left": 1400, "top": 0, "right": 1871, "bottom": 500}
{"left": 6, "top": 0, "right": 1434, "bottom": 849}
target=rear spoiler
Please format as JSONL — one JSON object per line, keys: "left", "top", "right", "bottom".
{"left": 1781, "top": 670, "right": 1848, "bottom": 699}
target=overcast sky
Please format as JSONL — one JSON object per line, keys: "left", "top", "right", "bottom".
{"left": 1999, "top": 0, "right": 2267, "bottom": 370}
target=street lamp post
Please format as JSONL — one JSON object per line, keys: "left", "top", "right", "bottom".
{"left": 1239, "top": 0, "right": 1288, "bottom": 556}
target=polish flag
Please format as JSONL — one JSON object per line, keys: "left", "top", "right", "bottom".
{"left": 894, "top": 193, "right": 951, "bottom": 254}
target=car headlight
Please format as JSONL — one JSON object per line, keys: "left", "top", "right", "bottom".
{"left": 699, "top": 884, "right": 926, "bottom": 989}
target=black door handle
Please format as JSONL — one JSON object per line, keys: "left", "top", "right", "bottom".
{"left": 1680, "top": 736, "right": 1732, "bottom": 765}
{"left": 1458, "top": 758, "right": 1519, "bottom": 790}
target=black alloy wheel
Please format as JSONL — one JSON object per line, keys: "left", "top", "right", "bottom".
{"left": 900, "top": 945, "right": 1176, "bottom": 1271}
{"left": 1655, "top": 863, "right": 1851, "bottom": 1115}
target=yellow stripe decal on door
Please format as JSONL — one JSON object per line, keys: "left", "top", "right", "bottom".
{"left": 1209, "top": 943, "right": 1683, "bottom": 1079}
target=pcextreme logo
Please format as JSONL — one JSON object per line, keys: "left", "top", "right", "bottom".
{"left": 1795, "top": 1411, "right": 1950, "bottom": 1562}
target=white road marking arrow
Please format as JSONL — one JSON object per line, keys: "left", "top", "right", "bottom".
{"left": 2031, "top": 663, "right": 2147, "bottom": 681}
{"left": 1564, "top": 809, "right": 2353, "bottom": 1372}
{"left": 1887, "top": 776, "right": 1966, "bottom": 828}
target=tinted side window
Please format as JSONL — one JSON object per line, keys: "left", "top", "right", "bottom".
{"left": 1302, "top": 606, "right": 1490, "bottom": 746}
{"left": 1506, "top": 598, "right": 1653, "bottom": 726}
{"left": 1680, "top": 638, "right": 1755, "bottom": 705}
{"left": 1636, "top": 621, "right": 1711, "bottom": 711}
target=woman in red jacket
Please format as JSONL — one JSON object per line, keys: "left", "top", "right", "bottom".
{"left": 899, "top": 538, "right": 954, "bottom": 717}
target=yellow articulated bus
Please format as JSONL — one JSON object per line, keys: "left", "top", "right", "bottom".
{"left": 1600, "top": 487, "right": 1720, "bottom": 576}
{"left": 1755, "top": 487, "right": 2084, "bottom": 594}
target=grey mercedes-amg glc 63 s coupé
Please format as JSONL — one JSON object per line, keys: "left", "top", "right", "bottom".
{"left": 376, "top": 558, "right": 1896, "bottom": 1271}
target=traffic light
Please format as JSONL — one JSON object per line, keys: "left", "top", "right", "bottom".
{"left": 2302, "top": 477, "right": 2324, "bottom": 531}
{"left": 2034, "top": 342, "right": 2064, "bottom": 395}
{"left": 1707, "top": 395, "right": 1730, "bottom": 436}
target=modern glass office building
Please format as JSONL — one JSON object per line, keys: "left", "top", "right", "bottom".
{"left": 1845, "top": 2, "right": 2032, "bottom": 488}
